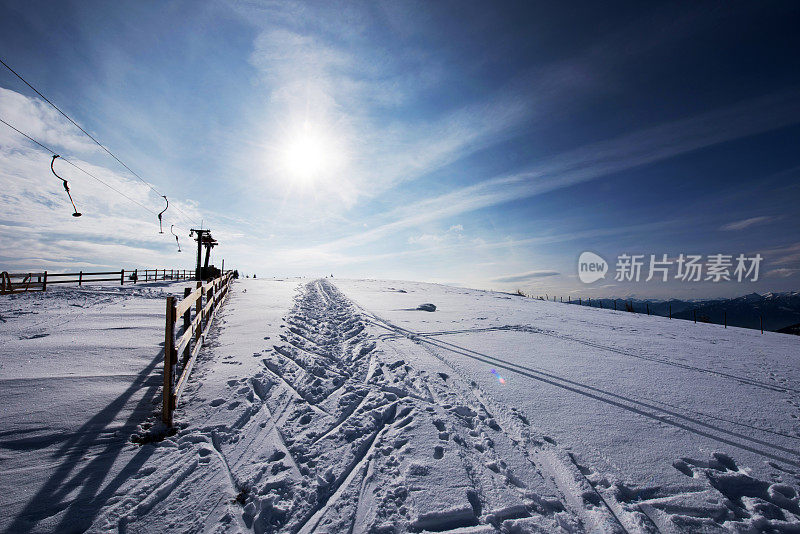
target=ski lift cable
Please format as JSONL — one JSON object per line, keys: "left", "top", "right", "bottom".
{"left": 0, "top": 56, "right": 201, "bottom": 227}
{"left": 0, "top": 116, "right": 193, "bottom": 233}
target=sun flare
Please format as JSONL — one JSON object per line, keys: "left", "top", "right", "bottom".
{"left": 280, "top": 127, "right": 339, "bottom": 185}
{"left": 284, "top": 136, "right": 325, "bottom": 178}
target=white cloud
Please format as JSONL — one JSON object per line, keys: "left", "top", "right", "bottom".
{"left": 0, "top": 88, "right": 214, "bottom": 271}
{"left": 0, "top": 88, "right": 100, "bottom": 155}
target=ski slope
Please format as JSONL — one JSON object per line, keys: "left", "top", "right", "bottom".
{"left": 1, "top": 278, "right": 799, "bottom": 533}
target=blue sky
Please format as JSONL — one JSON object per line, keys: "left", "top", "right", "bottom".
{"left": 0, "top": 1, "right": 799, "bottom": 298}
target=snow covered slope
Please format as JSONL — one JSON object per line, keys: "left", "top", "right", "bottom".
{"left": 2, "top": 278, "right": 799, "bottom": 533}
{"left": 0, "top": 282, "right": 187, "bottom": 533}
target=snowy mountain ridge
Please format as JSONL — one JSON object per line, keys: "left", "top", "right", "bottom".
{"left": 570, "top": 290, "right": 800, "bottom": 332}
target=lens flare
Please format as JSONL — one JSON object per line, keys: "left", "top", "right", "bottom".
{"left": 490, "top": 368, "right": 506, "bottom": 384}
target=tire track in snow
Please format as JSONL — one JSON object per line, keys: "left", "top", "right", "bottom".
{"left": 425, "top": 335, "right": 800, "bottom": 464}
{"left": 416, "top": 325, "right": 800, "bottom": 442}
{"left": 260, "top": 358, "right": 331, "bottom": 418}
{"left": 411, "top": 328, "right": 633, "bottom": 533}
{"left": 420, "top": 324, "right": 795, "bottom": 394}
{"left": 296, "top": 403, "right": 398, "bottom": 534}
{"left": 360, "top": 314, "right": 800, "bottom": 468}
{"left": 346, "top": 301, "right": 628, "bottom": 532}
{"left": 352, "top": 305, "right": 800, "bottom": 532}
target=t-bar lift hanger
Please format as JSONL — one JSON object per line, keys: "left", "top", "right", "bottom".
{"left": 170, "top": 224, "right": 181, "bottom": 252}
{"left": 50, "top": 155, "right": 81, "bottom": 217}
{"left": 158, "top": 195, "right": 169, "bottom": 233}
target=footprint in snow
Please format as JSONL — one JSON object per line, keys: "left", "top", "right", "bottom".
{"left": 198, "top": 447, "right": 213, "bottom": 464}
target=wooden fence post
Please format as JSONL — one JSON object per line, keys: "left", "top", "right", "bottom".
{"left": 79, "top": 271, "right": 83, "bottom": 287}
{"left": 42, "top": 271, "right": 47, "bottom": 292}
{"left": 162, "top": 296, "right": 176, "bottom": 425}
{"left": 120, "top": 269, "right": 125, "bottom": 285}
{"left": 134, "top": 269, "right": 137, "bottom": 284}
{"left": 195, "top": 281, "right": 202, "bottom": 344}
{"left": 724, "top": 312, "right": 727, "bottom": 328}
{"left": 694, "top": 310, "right": 697, "bottom": 323}
{"left": 182, "top": 287, "right": 191, "bottom": 364}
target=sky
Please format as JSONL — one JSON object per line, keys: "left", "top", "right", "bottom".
{"left": 0, "top": 0, "right": 799, "bottom": 298}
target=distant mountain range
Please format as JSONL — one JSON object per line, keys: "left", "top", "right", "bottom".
{"left": 564, "top": 291, "right": 800, "bottom": 334}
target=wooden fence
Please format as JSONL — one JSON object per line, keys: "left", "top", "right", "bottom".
{"left": 162, "top": 272, "right": 234, "bottom": 426}
{"left": 0, "top": 268, "right": 194, "bottom": 294}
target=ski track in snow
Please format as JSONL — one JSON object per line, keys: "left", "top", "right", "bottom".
{"left": 75, "top": 279, "right": 800, "bottom": 533}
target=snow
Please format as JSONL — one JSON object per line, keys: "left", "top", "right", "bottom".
{"left": 0, "top": 283, "right": 186, "bottom": 533}
{"left": 1, "top": 278, "right": 799, "bottom": 533}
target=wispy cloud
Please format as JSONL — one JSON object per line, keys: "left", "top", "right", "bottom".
{"left": 765, "top": 268, "right": 799, "bottom": 278}
{"left": 236, "top": 2, "right": 609, "bottom": 219}
{"left": 492, "top": 270, "right": 560, "bottom": 283}
{"left": 407, "top": 224, "right": 464, "bottom": 246}
{"left": 0, "top": 88, "right": 99, "bottom": 154}
{"left": 2, "top": 1, "right": 799, "bottom": 297}
{"left": 760, "top": 242, "right": 800, "bottom": 266}
{"left": 313, "top": 90, "right": 800, "bottom": 253}
{"left": 720, "top": 216, "right": 773, "bottom": 231}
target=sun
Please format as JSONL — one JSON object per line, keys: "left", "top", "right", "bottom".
{"left": 281, "top": 129, "right": 334, "bottom": 184}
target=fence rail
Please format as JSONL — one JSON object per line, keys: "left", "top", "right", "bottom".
{"left": 162, "top": 272, "right": 234, "bottom": 426}
{"left": 0, "top": 268, "right": 194, "bottom": 294}
{"left": 0, "top": 271, "right": 46, "bottom": 293}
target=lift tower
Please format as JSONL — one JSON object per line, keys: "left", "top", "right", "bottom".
{"left": 189, "top": 229, "right": 218, "bottom": 280}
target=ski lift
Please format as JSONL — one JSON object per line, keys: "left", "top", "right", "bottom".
{"left": 170, "top": 224, "right": 181, "bottom": 252}
{"left": 158, "top": 195, "right": 169, "bottom": 233}
{"left": 50, "top": 155, "right": 81, "bottom": 217}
